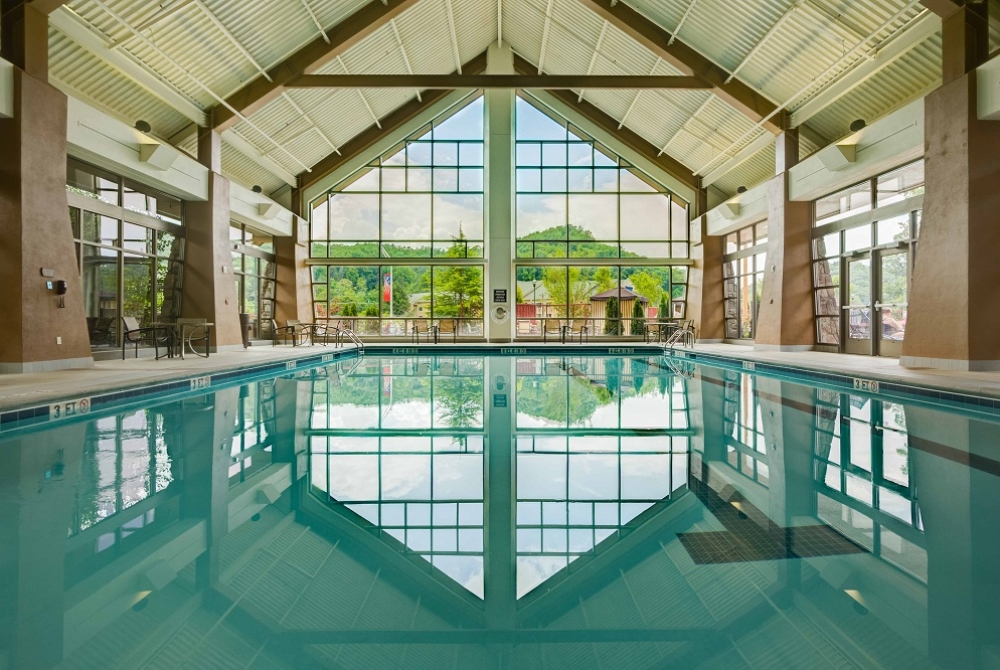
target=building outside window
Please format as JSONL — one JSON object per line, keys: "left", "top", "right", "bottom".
{"left": 722, "top": 222, "right": 767, "bottom": 340}
{"left": 67, "top": 158, "right": 184, "bottom": 351}
{"left": 231, "top": 223, "right": 276, "bottom": 340}
{"left": 514, "top": 95, "right": 689, "bottom": 337}
{"left": 309, "top": 97, "right": 485, "bottom": 337}
{"left": 811, "top": 161, "right": 923, "bottom": 356}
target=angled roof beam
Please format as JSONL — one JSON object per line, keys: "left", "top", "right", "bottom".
{"left": 299, "top": 50, "right": 488, "bottom": 192}
{"left": 211, "top": 0, "right": 422, "bottom": 133}
{"left": 285, "top": 73, "right": 712, "bottom": 89}
{"left": 920, "top": 0, "right": 962, "bottom": 18}
{"left": 573, "top": 0, "right": 786, "bottom": 134}
{"left": 513, "top": 54, "right": 700, "bottom": 192}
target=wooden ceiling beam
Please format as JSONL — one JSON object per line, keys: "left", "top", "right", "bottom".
{"left": 211, "top": 0, "right": 421, "bottom": 133}
{"left": 285, "top": 73, "right": 713, "bottom": 89}
{"left": 298, "top": 51, "right": 488, "bottom": 192}
{"left": 572, "top": 0, "right": 786, "bottom": 134}
{"left": 512, "top": 54, "right": 700, "bottom": 192}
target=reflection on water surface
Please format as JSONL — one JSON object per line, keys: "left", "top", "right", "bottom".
{"left": 0, "top": 354, "right": 994, "bottom": 668}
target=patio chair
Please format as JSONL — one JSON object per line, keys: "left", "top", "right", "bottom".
{"left": 411, "top": 319, "right": 433, "bottom": 344}
{"left": 542, "top": 319, "right": 566, "bottom": 343}
{"left": 272, "top": 319, "right": 310, "bottom": 347}
{"left": 436, "top": 318, "right": 458, "bottom": 343}
{"left": 566, "top": 319, "right": 590, "bottom": 344}
{"left": 120, "top": 316, "right": 171, "bottom": 360}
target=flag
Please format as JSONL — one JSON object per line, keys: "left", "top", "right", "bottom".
{"left": 383, "top": 273, "right": 392, "bottom": 303}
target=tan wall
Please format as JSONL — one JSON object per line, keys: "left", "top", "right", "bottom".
{"left": 687, "top": 217, "right": 725, "bottom": 340}
{"left": 903, "top": 72, "right": 1000, "bottom": 369}
{"left": 180, "top": 173, "right": 242, "bottom": 349}
{"left": 754, "top": 174, "right": 814, "bottom": 349}
{"left": 274, "top": 219, "right": 313, "bottom": 327}
{"left": 0, "top": 69, "right": 91, "bottom": 372}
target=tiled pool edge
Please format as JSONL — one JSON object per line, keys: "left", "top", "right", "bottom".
{"left": 667, "top": 348, "right": 1000, "bottom": 415}
{"left": 0, "top": 347, "right": 360, "bottom": 433}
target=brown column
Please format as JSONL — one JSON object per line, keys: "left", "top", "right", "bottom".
{"left": 1, "top": 1, "right": 48, "bottom": 78}
{"left": 180, "top": 128, "right": 242, "bottom": 350}
{"left": 274, "top": 189, "right": 313, "bottom": 327}
{"left": 0, "top": 7, "right": 92, "bottom": 374}
{"left": 686, "top": 214, "right": 725, "bottom": 341}
{"left": 754, "top": 130, "right": 815, "bottom": 351}
{"left": 901, "top": 11, "right": 1000, "bottom": 371}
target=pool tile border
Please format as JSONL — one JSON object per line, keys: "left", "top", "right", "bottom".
{"left": 0, "top": 348, "right": 358, "bottom": 434}
{"left": 666, "top": 348, "right": 1000, "bottom": 416}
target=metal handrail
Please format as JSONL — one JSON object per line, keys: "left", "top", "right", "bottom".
{"left": 663, "top": 326, "right": 695, "bottom": 350}
{"left": 337, "top": 328, "right": 365, "bottom": 353}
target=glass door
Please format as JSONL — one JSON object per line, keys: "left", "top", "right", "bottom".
{"left": 844, "top": 256, "right": 872, "bottom": 355}
{"left": 875, "top": 250, "right": 908, "bottom": 357}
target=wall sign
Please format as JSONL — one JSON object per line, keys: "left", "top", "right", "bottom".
{"left": 493, "top": 289, "right": 507, "bottom": 303}
{"left": 493, "top": 393, "right": 508, "bottom": 408}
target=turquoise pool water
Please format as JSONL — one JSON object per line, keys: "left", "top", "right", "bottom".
{"left": 0, "top": 352, "right": 993, "bottom": 668}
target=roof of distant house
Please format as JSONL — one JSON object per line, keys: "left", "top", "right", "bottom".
{"left": 589, "top": 287, "right": 649, "bottom": 303}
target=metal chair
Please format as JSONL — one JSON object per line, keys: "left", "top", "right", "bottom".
{"left": 120, "top": 316, "right": 171, "bottom": 360}
{"left": 436, "top": 318, "right": 458, "bottom": 343}
{"left": 410, "top": 319, "right": 433, "bottom": 344}
{"left": 272, "top": 319, "right": 310, "bottom": 346}
{"left": 542, "top": 319, "right": 566, "bottom": 343}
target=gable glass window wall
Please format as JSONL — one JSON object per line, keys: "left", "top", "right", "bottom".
{"left": 811, "top": 161, "right": 923, "bottom": 357}
{"left": 67, "top": 158, "right": 185, "bottom": 351}
{"left": 309, "top": 97, "right": 485, "bottom": 338}
{"left": 514, "top": 96, "right": 690, "bottom": 338}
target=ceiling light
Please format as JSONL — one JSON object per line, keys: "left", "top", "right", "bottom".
{"left": 849, "top": 119, "right": 866, "bottom": 133}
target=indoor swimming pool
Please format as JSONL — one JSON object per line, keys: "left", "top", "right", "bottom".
{"left": 0, "top": 351, "right": 994, "bottom": 669}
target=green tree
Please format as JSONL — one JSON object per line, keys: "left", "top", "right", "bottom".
{"left": 604, "top": 297, "right": 620, "bottom": 335}
{"left": 630, "top": 299, "right": 646, "bottom": 336}
{"left": 433, "top": 235, "right": 484, "bottom": 318}
{"left": 629, "top": 271, "right": 663, "bottom": 306}
{"left": 593, "top": 267, "right": 616, "bottom": 292}
{"left": 516, "top": 285, "right": 524, "bottom": 304}
{"left": 658, "top": 296, "right": 670, "bottom": 321}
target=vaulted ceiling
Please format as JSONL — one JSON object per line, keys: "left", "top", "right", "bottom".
{"left": 41, "top": 0, "right": 950, "bottom": 200}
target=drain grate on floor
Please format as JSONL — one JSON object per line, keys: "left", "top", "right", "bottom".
{"left": 678, "top": 524, "right": 867, "bottom": 564}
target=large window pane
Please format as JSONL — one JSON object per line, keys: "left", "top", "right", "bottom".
{"left": 329, "top": 193, "right": 378, "bottom": 240}
{"left": 620, "top": 195, "right": 669, "bottom": 240}
{"left": 382, "top": 194, "right": 431, "bottom": 240}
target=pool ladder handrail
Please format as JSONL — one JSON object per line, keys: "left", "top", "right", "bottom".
{"left": 663, "top": 326, "right": 695, "bottom": 349}
{"left": 337, "top": 328, "right": 365, "bottom": 353}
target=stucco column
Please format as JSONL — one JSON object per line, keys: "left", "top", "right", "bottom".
{"left": 686, "top": 213, "right": 725, "bottom": 342}
{"left": 0, "top": 9, "right": 93, "bottom": 373}
{"left": 754, "top": 131, "right": 814, "bottom": 351}
{"left": 274, "top": 190, "right": 313, "bottom": 328}
{"left": 901, "top": 72, "right": 1000, "bottom": 370}
{"left": 485, "top": 43, "right": 514, "bottom": 342}
{"left": 180, "top": 128, "right": 243, "bottom": 350}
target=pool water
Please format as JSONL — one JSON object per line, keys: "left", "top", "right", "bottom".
{"left": 0, "top": 353, "right": 994, "bottom": 668}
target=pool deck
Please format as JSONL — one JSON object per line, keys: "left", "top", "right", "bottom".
{"left": 4, "top": 342, "right": 1000, "bottom": 410}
